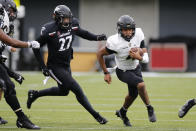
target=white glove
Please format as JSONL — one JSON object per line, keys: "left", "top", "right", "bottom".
{"left": 28, "top": 41, "right": 40, "bottom": 49}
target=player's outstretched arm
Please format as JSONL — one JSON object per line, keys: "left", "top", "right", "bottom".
{"left": 76, "top": 27, "right": 107, "bottom": 41}
{"left": 0, "top": 29, "right": 39, "bottom": 48}
{"left": 97, "top": 46, "right": 112, "bottom": 84}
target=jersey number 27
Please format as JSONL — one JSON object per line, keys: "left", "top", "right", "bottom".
{"left": 59, "top": 35, "right": 72, "bottom": 51}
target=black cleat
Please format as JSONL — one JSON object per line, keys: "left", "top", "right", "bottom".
{"left": 27, "top": 90, "right": 38, "bottom": 109}
{"left": 147, "top": 105, "right": 156, "bottom": 122}
{"left": 0, "top": 117, "right": 8, "bottom": 125}
{"left": 16, "top": 115, "right": 40, "bottom": 129}
{"left": 115, "top": 110, "right": 131, "bottom": 127}
{"left": 95, "top": 114, "right": 108, "bottom": 124}
{"left": 178, "top": 99, "right": 196, "bottom": 118}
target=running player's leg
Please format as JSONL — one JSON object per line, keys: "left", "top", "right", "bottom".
{"left": 178, "top": 98, "right": 196, "bottom": 118}
{"left": 0, "top": 65, "right": 40, "bottom": 129}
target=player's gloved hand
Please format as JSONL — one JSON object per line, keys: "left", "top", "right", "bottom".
{"left": 13, "top": 72, "right": 25, "bottom": 84}
{"left": 0, "top": 55, "right": 7, "bottom": 63}
{"left": 97, "top": 34, "right": 107, "bottom": 41}
{"left": 28, "top": 41, "right": 40, "bottom": 49}
{"left": 42, "top": 67, "right": 51, "bottom": 77}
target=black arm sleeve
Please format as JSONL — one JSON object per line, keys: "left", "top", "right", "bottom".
{"left": 140, "top": 40, "right": 145, "bottom": 48}
{"left": 33, "top": 49, "right": 46, "bottom": 68}
{"left": 33, "top": 30, "right": 48, "bottom": 68}
{"left": 75, "top": 27, "right": 97, "bottom": 41}
{"left": 105, "top": 47, "right": 117, "bottom": 54}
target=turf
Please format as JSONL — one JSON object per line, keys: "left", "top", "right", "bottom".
{"left": 0, "top": 72, "right": 196, "bottom": 131}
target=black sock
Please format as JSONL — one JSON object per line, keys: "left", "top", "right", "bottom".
{"left": 15, "top": 109, "right": 25, "bottom": 118}
{"left": 76, "top": 93, "right": 99, "bottom": 118}
{"left": 5, "top": 95, "right": 25, "bottom": 118}
{"left": 120, "top": 107, "right": 127, "bottom": 116}
{"left": 37, "top": 87, "right": 61, "bottom": 97}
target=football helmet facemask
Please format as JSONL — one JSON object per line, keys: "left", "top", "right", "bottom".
{"left": 0, "top": 0, "right": 17, "bottom": 21}
{"left": 117, "top": 15, "right": 135, "bottom": 41}
{"left": 53, "top": 5, "right": 73, "bottom": 30}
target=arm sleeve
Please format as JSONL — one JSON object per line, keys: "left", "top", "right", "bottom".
{"left": 75, "top": 27, "right": 97, "bottom": 41}
{"left": 72, "top": 18, "right": 98, "bottom": 41}
{"left": 105, "top": 37, "right": 117, "bottom": 54}
{"left": 140, "top": 40, "right": 145, "bottom": 48}
{"left": 33, "top": 26, "right": 48, "bottom": 68}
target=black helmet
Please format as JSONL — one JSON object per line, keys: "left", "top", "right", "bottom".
{"left": 0, "top": 0, "right": 17, "bottom": 21}
{"left": 53, "top": 5, "right": 73, "bottom": 30}
{"left": 117, "top": 15, "right": 135, "bottom": 41}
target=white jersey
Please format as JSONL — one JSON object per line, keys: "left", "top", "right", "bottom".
{"left": 0, "top": 9, "right": 10, "bottom": 34}
{"left": 0, "top": 8, "right": 10, "bottom": 52}
{"left": 106, "top": 28, "right": 144, "bottom": 71}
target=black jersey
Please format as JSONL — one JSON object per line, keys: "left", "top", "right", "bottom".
{"left": 35, "top": 18, "right": 98, "bottom": 67}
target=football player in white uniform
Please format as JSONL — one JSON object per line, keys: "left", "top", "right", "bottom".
{"left": 97, "top": 15, "right": 156, "bottom": 126}
{"left": 0, "top": 0, "right": 40, "bottom": 129}
{"left": 178, "top": 98, "right": 196, "bottom": 118}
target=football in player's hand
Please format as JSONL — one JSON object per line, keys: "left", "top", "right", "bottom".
{"left": 130, "top": 47, "right": 143, "bottom": 56}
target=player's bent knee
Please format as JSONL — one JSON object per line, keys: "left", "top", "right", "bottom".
{"left": 59, "top": 88, "right": 70, "bottom": 96}
{"left": 137, "top": 82, "right": 145, "bottom": 89}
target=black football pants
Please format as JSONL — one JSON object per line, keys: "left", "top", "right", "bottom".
{"left": 116, "top": 65, "right": 144, "bottom": 98}
{"left": 37, "top": 65, "right": 99, "bottom": 118}
{"left": 0, "top": 64, "right": 21, "bottom": 112}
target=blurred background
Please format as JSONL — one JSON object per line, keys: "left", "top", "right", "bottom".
{"left": 5, "top": 0, "right": 196, "bottom": 72}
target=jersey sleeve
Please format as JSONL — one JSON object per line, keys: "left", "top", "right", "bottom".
{"left": 36, "top": 26, "right": 48, "bottom": 47}
{"left": 105, "top": 36, "right": 117, "bottom": 53}
{"left": 72, "top": 18, "right": 98, "bottom": 41}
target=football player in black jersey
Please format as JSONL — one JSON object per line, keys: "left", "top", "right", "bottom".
{"left": 0, "top": 0, "right": 40, "bottom": 129}
{"left": 27, "top": 5, "right": 108, "bottom": 124}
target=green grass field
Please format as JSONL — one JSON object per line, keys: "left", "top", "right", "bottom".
{"left": 0, "top": 72, "right": 196, "bottom": 131}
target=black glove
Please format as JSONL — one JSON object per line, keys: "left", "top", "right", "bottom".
{"left": 0, "top": 55, "right": 7, "bottom": 63}
{"left": 42, "top": 67, "right": 51, "bottom": 77}
{"left": 97, "top": 34, "right": 107, "bottom": 41}
{"left": 13, "top": 73, "right": 25, "bottom": 84}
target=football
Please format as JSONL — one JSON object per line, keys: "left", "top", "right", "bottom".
{"left": 130, "top": 47, "right": 144, "bottom": 56}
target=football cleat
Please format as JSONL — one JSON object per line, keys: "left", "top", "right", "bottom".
{"left": 178, "top": 99, "right": 196, "bottom": 118}
{"left": 147, "top": 105, "right": 156, "bottom": 122}
{"left": 0, "top": 117, "right": 8, "bottom": 124}
{"left": 16, "top": 115, "right": 40, "bottom": 129}
{"left": 115, "top": 110, "right": 131, "bottom": 127}
{"left": 95, "top": 114, "right": 108, "bottom": 124}
{"left": 27, "top": 90, "right": 38, "bottom": 109}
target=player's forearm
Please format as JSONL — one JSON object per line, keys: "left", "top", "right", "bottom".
{"left": 76, "top": 28, "right": 97, "bottom": 41}
{"left": 33, "top": 49, "right": 46, "bottom": 68}
{"left": 0, "top": 29, "right": 28, "bottom": 48}
{"left": 97, "top": 49, "right": 109, "bottom": 74}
